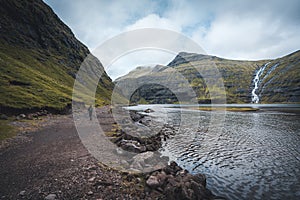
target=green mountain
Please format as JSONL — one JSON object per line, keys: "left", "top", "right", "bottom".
{"left": 115, "top": 51, "right": 300, "bottom": 104}
{"left": 0, "top": 0, "right": 114, "bottom": 114}
{"left": 257, "top": 50, "right": 300, "bottom": 103}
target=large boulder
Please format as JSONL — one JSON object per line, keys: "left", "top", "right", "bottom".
{"left": 145, "top": 161, "right": 224, "bottom": 200}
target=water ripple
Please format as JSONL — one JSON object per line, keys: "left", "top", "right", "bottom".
{"left": 157, "top": 108, "right": 300, "bottom": 200}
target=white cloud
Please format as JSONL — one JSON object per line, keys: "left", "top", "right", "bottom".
{"left": 107, "top": 49, "right": 175, "bottom": 80}
{"left": 191, "top": 9, "right": 300, "bottom": 60}
{"left": 125, "top": 14, "right": 181, "bottom": 32}
{"left": 44, "top": 0, "right": 300, "bottom": 78}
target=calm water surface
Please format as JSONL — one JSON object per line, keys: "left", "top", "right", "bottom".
{"left": 129, "top": 104, "right": 300, "bottom": 200}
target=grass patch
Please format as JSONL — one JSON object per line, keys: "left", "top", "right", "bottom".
{"left": 0, "top": 120, "right": 17, "bottom": 140}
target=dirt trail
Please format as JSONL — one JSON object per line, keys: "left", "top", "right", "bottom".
{"left": 0, "top": 106, "right": 145, "bottom": 200}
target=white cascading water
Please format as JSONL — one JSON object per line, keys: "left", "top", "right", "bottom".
{"left": 251, "top": 62, "right": 270, "bottom": 103}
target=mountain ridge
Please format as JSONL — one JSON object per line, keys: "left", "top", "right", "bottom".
{"left": 115, "top": 50, "right": 300, "bottom": 104}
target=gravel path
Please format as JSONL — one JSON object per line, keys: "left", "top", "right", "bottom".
{"left": 0, "top": 106, "right": 146, "bottom": 200}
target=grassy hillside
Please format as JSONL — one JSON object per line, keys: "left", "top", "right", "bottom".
{"left": 116, "top": 51, "right": 299, "bottom": 104}
{"left": 258, "top": 50, "right": 300, "bottom": 103}
{"left": 169, "top": 54, "right": 267, "bottom": 103}
{"left": 116, "top": 53, "right": 267, "bottom": 104}
{"left": 0, "top": 0, "right": 114, "bottom": 114}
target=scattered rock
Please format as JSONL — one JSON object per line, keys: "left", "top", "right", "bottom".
{"left": 144, "top": 108, "right": 154, "bottom": 113}
{"left": 146, "top": 175, "right": 160, "bottom": 188}
{"left": 19, "top": 190, "right": 26, "bottom": 196}
{"left": 44, "top": 193, "right": 57, "bottom": 200}
{"left": 129, "top": 110, "right": 145, "bottom": 122}
{"left": 145, "top": 161, "right": 218, "bottom": 200}
{"left": 17, "top": 114, "right": 26, "bottom": 120}
{"left": 87, "top": 191, "right": 93, "bottom": 195}
{"left": 111, "top": 126, "right": 167, "bottom": 153}
{"left": 120, "top": 140, "right": 147, "bottom": 153}
{"left": 88, "top": 177, "right": 96, "bottom": 182}
{"left": 129, "top": 151, "right": 168, "bottom": 172}
{"left": 132, "top": 151, "right": 154, "bottom": 163}
{"left": 130, "top": 151, "right": 154, "bottom": 170}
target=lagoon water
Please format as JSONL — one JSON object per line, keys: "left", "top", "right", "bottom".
{"left": 128, "top": 104, "right": 300, "bottom": 200}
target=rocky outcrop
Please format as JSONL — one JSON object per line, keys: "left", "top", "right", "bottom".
{"left": 145, "top": 161, "right": 225, "bottom": 200}
{"left": 109, "top": 111, "right": 224, "bottom": 199}
{"left": 110, "top": 122, "right": 176, "bottom": 153}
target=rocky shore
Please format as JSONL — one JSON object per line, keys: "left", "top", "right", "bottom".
{"left": 0, "top": 106, "right": 224, "bottom": 199}
{"left": 110, "top": 111, "right": 176, "bottom": 154}
{"left": 106, "top": 108, "right": 224, "bottom": 199}
{"left": 145, "top": 161, "right": 224, "bottom": 200}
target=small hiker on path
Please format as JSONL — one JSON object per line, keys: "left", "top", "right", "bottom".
{"left": 88, "top": 105, "right": 93, "bottom": 120}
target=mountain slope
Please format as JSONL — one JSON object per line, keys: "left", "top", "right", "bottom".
{"left": 0, "top": 0, "right": 114, "bottom": 114}
{"left": 258, "top": 50, "right": 300, "bottom": 103}
{"left": 115, "top": 51, "right": 299, "bottom": 104}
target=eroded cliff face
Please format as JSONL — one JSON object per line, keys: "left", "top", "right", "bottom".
{"left": 0, "top": 0, "right": 114, "bottom": 114}
{"left": 115, "top": 51, "right": 299, "bottom": 104}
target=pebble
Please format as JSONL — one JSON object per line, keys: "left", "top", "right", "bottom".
{"left": 87, "top": 191, "right": 93, "bottom": 195}
{"left": 88, "top": 177, "right": 96, "bottom": 182}
{"left": 146, "top": 175, "right": 160, "bottom": 188}
{"left": 19, "top": 190, "right": 26, "bottom": 196}
{"left": 45, "top": 193, "right": 57, "bottom": 200}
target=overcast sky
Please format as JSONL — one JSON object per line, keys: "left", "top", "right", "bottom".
{"left": 44, "top": 0, "right": 300, "bottom": 80}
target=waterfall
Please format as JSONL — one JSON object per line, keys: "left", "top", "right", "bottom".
{"left": 251, "top": 62, "right": 270, "bottom": 103}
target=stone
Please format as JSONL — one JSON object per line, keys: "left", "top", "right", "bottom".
{"left": 192, "top": 173, "right": 206, "bottom": 187}
{"left": 164, "top": 161, "right": 183, "bottom": 175}
{"left": 146, "top": 175, "right": 160, "bottom": 188}
{"left": 120, "top": 140, "right": 146, "bottom": 153}
{"left": 88, "top": 177, "right": 96, "bottom": 182}
{"left": 130, "top": 151, "right": 155, "bottom": 171}
{"left": 44, "top": 194, "right": 57, "bottom": 200}
{"left": 144, "top": 108, "right": 154, "bottom": 113}
{"left": 129, "top": 110, "right": 144, "bottom": 122}
{"left": 20, "top": 114, "right": 26, "bottom": 118}
{"left": 145, "top": 161, "right": 220, "bottom": 200}
{"left": 87, "top": 191, "right": 93, "bottom": 195}
{"left": 132, "top": 151, "right": 154, "bottom": 163}
{"left": 19, "top": 190, "right": 26, "bottom": 196}
{"left": 156, "top": 171, "right": 167, "bottom": 184}
{"left": 130, "top": 160, "right": 143, "bottom": 171}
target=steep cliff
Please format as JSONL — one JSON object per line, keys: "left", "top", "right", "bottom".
{"left": 0, "top": 0, "right": 114, "bottom": 114}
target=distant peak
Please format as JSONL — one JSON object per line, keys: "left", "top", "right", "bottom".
{"left": 168, "top": 52, "right": 214, "bottom": 67}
